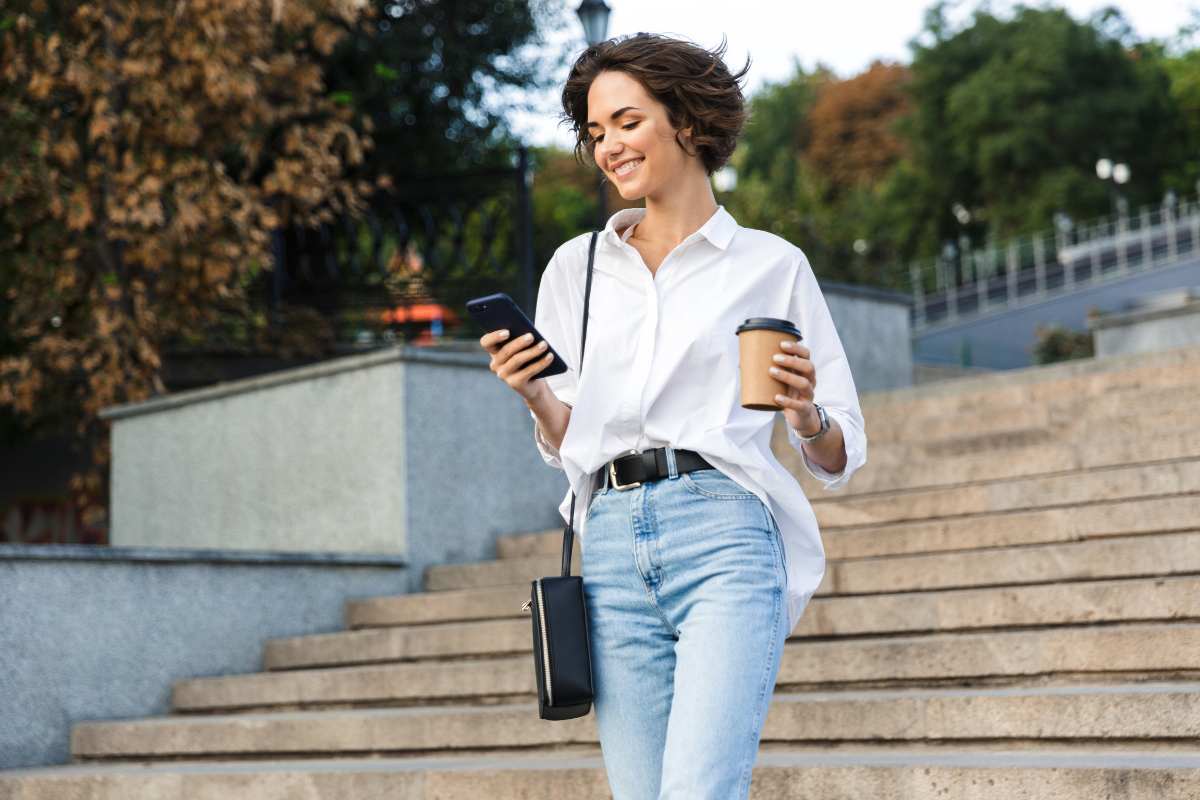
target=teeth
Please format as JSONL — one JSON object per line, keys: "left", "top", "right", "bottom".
{"left": 615, "top": 158, "right": 643, "bottom": 176}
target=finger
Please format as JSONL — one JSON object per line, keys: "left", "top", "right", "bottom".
{"left": 482, "top": 329, "right": 511, "bottom": 353}
{"left": 773, "top": 392, "right": 813, "bottom": 410}
{"left": 502, "top": 332, "right": 540, "bottom": 358}
{"left": 502, "top": 338, "right": 549, "bottom": 376}
{"left": 777, "top": 353, "right": 817, "bottom": 391}
{"left": 781, "top": 340, "right": 811, "bottom": 359}
{"left": 775, "top": 353, "right": 816, "bottom": 378}
{"left": 769, "top": 366, "right": 812, "bottom": 393}
{"left": 515, "top": 347, "right": 555, "bottom": 381}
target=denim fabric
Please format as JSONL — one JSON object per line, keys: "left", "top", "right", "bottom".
{"left": 580, "top": 448, "right": 789, "bottom": 799}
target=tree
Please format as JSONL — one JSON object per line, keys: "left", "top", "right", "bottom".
{"left": 1160, "top": 10, "right": 1200, "bottom": 195}
{"left": 899, "top": 2, "right": 1182, "bottom": 252}
{"left": 725, "top": 59, "right": 914, "bottom": 286}
{"left": 325, "top": 0, "right": 572, "bottom": 180}
{"left": 804, "top": 60, "right": 912, "bottom": 202}
{"left": 0, "top": 0, "right": 377, "bottom": 531}
{"left": 723, "top": 62, "right": 839, "bottom": 276}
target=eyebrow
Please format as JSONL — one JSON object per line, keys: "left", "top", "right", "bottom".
{"left": 587, "top": 106, "right": 641, "bottom": 128}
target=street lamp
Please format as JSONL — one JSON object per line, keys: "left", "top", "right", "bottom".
{"left": 576, "top": 0, "right": 613, "bottom": 229}
{"left": 1096, "top": 157, "right": 1131, "bottom": 219}
{"left": 576, "top": 0, "right": 611, "bottom": 46}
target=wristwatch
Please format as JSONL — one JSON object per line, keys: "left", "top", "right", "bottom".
{"left": 797, "top": 401, "right": 830, "bottom": 443}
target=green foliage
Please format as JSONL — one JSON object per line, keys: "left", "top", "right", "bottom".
{"left": 1032, "top": 323, "right": 1095, "bottom": 364}
{"left": 1161, "top": 46, "right": 1200, "bottom": 193}
{"left": 714, "top": 2, "right": 1197, "bottom": 290}
{"left": 724, "top": 64, "right": 834, "bottom": 273}
{"left": 737, "top": 59, "right": 830, "bottom": 193}
{"left": 901, "top": 2, "right": 1182, "bottom": 250}
{"left": 325, "top": 0, "right": 572, "bottom": 179}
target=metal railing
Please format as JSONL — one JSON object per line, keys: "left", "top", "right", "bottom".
{"left": 908, "top": 192, "right": 1200, "bottom": 332}
{"left": 161, "top": 147, "right": 538, "bottom": 358}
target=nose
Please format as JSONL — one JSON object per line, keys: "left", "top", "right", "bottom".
{"left": 596, "top": 136, "right": 625, "bottom": 170}
{"left": 598, "top": 143, "right": 619, "bottom": 169}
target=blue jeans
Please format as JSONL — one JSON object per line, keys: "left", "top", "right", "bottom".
{"left": 581, "top": 447, "right": 790, "bottom": 799}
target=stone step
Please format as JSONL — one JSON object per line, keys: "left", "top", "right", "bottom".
{"left": 307, "top": 578, "right": 1200, "bottom": 673}
{"left": 863, "top": 371, "right": 1200, "bottom": 444}
{"left": 4, "top": 750, "right": 1200, "bottom": 800}
{"left": 801, "top": 420, "right": 1200, "bottom": 497}
{"left": 861, "top": 343, "right": 1200, "bottom": 422}
{"left": 494, "top": 494, "right": 1200, "bottom": 562}
{"left": 806, "top": 398, "right": 1200, "bottom": 496}
{"left": 176, "top": 621, "right": 1200, "bottom": 711}
{"left": 812, "top": 458, "right": 1200, "bottom": 528}
{"left": 73, "top": 682, "right": 1200, "bottom": 762}
{"left": 425, "top": 529, "right": 1200, "bottom": 594}
{"left": 822, "top": 495, "right": 1200, "bottom": 559}
{"left": 340, "top": 572, "right": 1198, "bottom": 645}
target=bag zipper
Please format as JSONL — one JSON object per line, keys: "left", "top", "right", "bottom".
{"left": 525, "top": 578, "right": 553, "bottom": 705}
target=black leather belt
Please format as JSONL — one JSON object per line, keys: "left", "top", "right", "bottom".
{"left": 602, "top": 447, "right": 714, "bottom": 491}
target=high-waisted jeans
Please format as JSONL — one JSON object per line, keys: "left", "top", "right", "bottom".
{"left": 580, "top": 447, "right": 790, "bottom": 799}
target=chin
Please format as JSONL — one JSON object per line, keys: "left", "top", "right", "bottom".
{"left": 613, "top": 174, "right": 650, "bottom": 201}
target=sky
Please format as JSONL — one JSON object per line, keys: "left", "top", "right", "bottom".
{"left": 503, "top": 0, "right": 1198, "bottom": 149}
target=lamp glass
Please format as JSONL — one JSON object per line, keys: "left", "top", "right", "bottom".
{"left": 576, "top": 0, "right": 611, "bottom": 45}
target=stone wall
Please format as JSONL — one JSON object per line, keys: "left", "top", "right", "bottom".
{"left": 0, "top": 544, "right": 406, "bottom": 769}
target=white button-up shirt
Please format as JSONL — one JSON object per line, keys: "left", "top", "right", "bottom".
{"left": 529, "top": 204, "right": 868, "bottom": 635}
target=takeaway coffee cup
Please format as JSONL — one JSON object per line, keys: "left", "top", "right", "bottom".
{"left": 736, "top": 317, "right": 803, "bottom": 410}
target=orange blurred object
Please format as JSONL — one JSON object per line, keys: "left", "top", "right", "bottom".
{"left": 381, "top": 303, "right": 459, "bottom": 325}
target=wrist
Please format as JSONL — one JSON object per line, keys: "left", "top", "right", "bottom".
{"left": 795, "top": 402, "right": 829, "bottom": 441}
{"left": 523, "top": 381, "right": 551, "bottom": 409}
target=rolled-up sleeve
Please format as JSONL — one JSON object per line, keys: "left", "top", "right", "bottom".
{"left": 529, "top": 249, "right": 580, "bottom": 470}
{"left": 785, "top": 250, "right": 868, "bottom": 491}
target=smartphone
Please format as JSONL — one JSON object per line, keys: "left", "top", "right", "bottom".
{"left": 465, "top": 292, "right": 568, "bottom": 381}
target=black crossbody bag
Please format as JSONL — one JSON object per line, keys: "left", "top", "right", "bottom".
{"left": 520, "top": 230, "right": 600, "bottom": 720}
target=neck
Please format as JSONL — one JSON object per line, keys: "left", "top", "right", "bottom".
{"left": 632, "top": 167, "right": 719, "bottom": 247}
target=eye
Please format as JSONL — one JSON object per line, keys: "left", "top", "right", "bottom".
{"left": 591, "top": 121, "right": 639, "bottom": 144}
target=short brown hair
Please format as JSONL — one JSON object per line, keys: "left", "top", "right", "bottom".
{"left": 559, "top": 32, "right": 751, "bottom": 176}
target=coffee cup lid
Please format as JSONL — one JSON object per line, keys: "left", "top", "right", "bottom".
{"left": 736, "top": 317, "right": 802, "bottom": 338}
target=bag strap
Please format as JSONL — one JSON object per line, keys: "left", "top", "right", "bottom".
{"left": 561, "top": 230, "right": 599, "bottom": 577}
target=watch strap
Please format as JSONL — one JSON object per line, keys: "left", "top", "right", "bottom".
{"left": 798, "top": 402, "right": 830, "bottom": 443}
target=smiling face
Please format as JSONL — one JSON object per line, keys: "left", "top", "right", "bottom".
{"left": 586, "top": 70, "right": 699, "bottom": 202}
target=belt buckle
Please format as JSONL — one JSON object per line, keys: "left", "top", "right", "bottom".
{"left": 609, "top": 449, "right": 643, "bottom": 491}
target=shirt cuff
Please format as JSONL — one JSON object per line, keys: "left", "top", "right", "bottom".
{"left": 531, "top": 407, "right": 565, "bottom": 469}
{"left": 788, "top": 407, "right": 865, "bottom": 491}
{"left": 530, "top": 377, "right": 576, "bottom": 470}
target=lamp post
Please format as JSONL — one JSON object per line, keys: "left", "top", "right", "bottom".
{"left": 1097, "top": 157, "right": 1131, "bottom": 274}
{"left": 1096, "top": 157, "right": 1131, "bottom": 221}
{"left": 576, "top": 0, "right": 612, "bottom": 229}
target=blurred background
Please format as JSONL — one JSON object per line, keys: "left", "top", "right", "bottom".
{"left": 2, "top": 0, "right": 1198, "bottom": 544}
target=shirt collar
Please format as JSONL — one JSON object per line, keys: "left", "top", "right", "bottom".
{"left": 601, "top": 204, "right": 738, "bottom": 252}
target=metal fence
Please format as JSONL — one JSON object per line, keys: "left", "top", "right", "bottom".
{"left": 909, "top": 191, "right": 1200, "bottom": 333}
{"left": 262, "top": 146, "right": 537, "bottom": 350}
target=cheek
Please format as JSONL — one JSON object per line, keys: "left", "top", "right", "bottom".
{"left": 630, "top": 126, "right": 661, "bottom": 157}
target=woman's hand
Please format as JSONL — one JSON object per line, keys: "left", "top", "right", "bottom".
{"left": 768, "top": 340, "right": 821, "bottom": 437}
{"left": 480, "top": 329, "right": 555, "bottom": 403}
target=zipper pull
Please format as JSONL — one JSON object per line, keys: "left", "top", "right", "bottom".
{"left": 521, "top": 598, "right": 532, "bottom": 612}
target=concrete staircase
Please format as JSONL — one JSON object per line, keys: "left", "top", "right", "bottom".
{"left": 3, "top": 345, "right": 1199, "bottom": 798}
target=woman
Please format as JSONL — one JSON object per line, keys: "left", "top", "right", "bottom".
{"left": 479, "top": 32, "right": 868, "bottom": 800}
